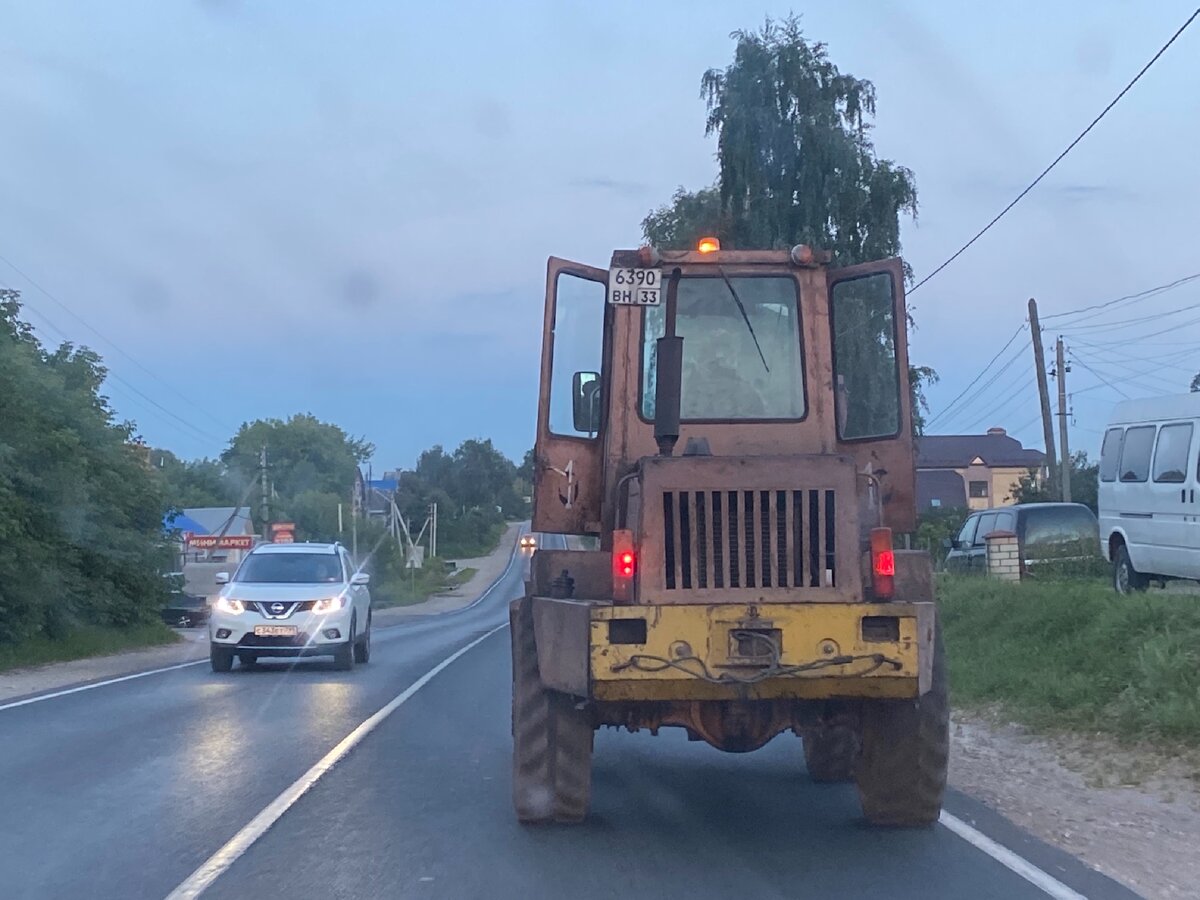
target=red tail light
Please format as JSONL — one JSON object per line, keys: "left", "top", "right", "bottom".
{"left": 871, "top": 527, "right": 895, "bottom": 599}
{"left": 612, "top": 529, "right": 636, "bottom": 603}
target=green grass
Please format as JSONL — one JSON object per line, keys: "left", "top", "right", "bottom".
{"left": 940, "top": 575, "right": 1200, "bottom": 744}
{"left": 0, "top": 622, "right": 181, "bottom": 673}
{"left": 372, "top": 564, "right": 477, "bottom": 608}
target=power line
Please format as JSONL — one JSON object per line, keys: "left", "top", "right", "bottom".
{"left": 1, "top": 259, "right": 227, "bottom": 447}
{"left": 909, "top": 7, "right": 1200, "bottom": 294}
{"left": 1041, "top": 272, "right": 1200, "bottom": 323}
{"left": 959, "top": 373, "right": 1038, "bottom": 433}
{"left": 1070, "top": 338, "right": 1196, "bottom": 369}
{"left": 927, "top": 323, "right": 1027, "bottom": 427}
{"left": 1057, "top": 298, "right": 1200, "bottom": 333}
{"left": 1071, "top": 344, "right": 1192, "bottom": 386}
{"left": 1069, "top": 354, "right": 1131, "bottom": 399}
{"left": 933, "top": 339, "right": 1032, "bottom": 430}
{"left": 0, "top": 252, "right": 236, "bottom": 433}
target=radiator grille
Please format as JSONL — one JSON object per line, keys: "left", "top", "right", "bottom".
{"left": 662, "top": 489, "right": 837, "bottom": 590}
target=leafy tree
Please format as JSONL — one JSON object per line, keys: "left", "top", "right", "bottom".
{"left": 915, "top": 505, "right": 968, "bottom": 564}
{"left": 641, "top": 15, "right": 935, "bottom": 433}
{"left": 0, "top": 290, "right": 170, "bottom": 645}
{"left": 1190, "top": 372, "right": 1199, "bottom": 392}
{"left": 151, "top": 450, "right": 241, "bottom": 510}
{"left": 1011, "top": 451, "right": 1099, "bottom": 514}
{"left": 517, "top": 448, "right": 535, "bottom": 484}
{"left": 222, "top": 414, "right": 373, "bottom": 531}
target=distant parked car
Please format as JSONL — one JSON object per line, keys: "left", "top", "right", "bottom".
{"left": 1099, "top": 394, "right": 1200, "bottom": 594}
{"left": 943, "top": 503, "right": 1100, "bottom": 576}
{"left": 160, "top": 572, "right": 209, "bottom": 628}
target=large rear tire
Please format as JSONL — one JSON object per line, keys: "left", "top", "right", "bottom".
{"left": 856, "top": 621, "right": 949, "bottom": 827}
{"left": 803, "top": 725, "right": 859, "bottom": 783}
{"left": 1113, "top": 545, "right": 1148, "bottom": 596}
{"left": 511, "top": 597, "right": 593, "bottom": 824}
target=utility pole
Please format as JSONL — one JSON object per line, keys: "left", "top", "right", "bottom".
{"left": 1056, "top": 336, "right": 1072, "bottom": 503}
{"left": 259, "top": 445, "right": 270, "bottom": 537}
{"left": 1028, "top": 299, "right": 1058, "bottom": 495}
{"left": 431, "top": 502, "right": 438, "bottom": 558}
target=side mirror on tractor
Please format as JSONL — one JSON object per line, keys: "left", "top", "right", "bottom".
{"left": 572, "top": 371, "right": 601, "bottom": 434}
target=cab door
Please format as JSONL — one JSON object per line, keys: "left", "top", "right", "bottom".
{"left": 532, "top": 257, "right": 608, "bottom": 536}
{"left": 826, "top": 258, "right": 917, "bottom": 534}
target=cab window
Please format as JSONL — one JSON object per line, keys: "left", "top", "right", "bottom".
{"left": 830, "top": 271, "right": 901, "bottom": 440}
{"left": 1153, "top": 422, "right": 1193, "bottom": 484}
{"left": 1099, "top": 428, "right": 1124, "bottom": 483}
{"left": 550, "top": 273, "right": 605, "bottom": 437}
{"left": 973, "top": 512, "right": 999, "bottom": 546}
{"left": 956, "top": 516, "right": 978, "bottom": 547}
{"left": 1119, "top": 426, "right": 1156, "bottom": 482}
{"left": 642, "top": 275, "right": 805, "bottom": 421}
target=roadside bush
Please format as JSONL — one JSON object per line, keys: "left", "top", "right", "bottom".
{"left": 0, "top": 293, "right": 171, "bottom": 646}
{"left": 939, "top": 576, "right": 1200, "bottom": 743}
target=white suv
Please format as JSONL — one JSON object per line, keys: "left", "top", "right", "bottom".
{"left": 209, "top": 542, "right": 372, "bottom": 672}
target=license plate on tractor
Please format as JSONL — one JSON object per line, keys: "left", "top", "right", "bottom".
{"left": 253, "top": 625, "right": 297, "bottom": 637}
{"left": 608, "top": 268, "right": 661, "bottom": 305}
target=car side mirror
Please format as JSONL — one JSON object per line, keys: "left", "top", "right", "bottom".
{"left": 572, "top": 371, "right": 601, "bottom": 434}
{"left": 941, "top": 538, "right": 953, "bottom": 551}
{"left": 214, "top": 572, "right": 230, "bottom": 585}
{"left": 350, "top": 572, "right": 370, "bottom": 586}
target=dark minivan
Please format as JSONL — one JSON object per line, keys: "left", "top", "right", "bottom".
{"left": 943, "top": 503, "right": 1100, "bottom": 575}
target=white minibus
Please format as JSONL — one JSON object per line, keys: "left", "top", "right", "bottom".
{"left": 1099, "top": 393, "right": 1200, "bottom": 594}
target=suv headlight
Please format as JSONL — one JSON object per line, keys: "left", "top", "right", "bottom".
{"left": 313, "top": 595, "right": 347, "bottom": 614}
{"left": 215, "top": 597, "right": 245, "bottom": 614}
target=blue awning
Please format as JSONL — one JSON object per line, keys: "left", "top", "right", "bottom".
{"left": 163, "top": 512, "right": 209, "bottom": 535}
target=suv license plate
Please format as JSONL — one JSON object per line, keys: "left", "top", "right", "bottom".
{"left": 254, "top": 625, "right": 298, "bottom": 637}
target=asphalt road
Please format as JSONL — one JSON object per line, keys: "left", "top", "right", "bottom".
{"left": 0, "top": 535, "right": 1141, "bottom": 900}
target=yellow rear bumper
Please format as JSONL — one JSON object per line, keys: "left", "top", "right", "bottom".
{"left": 586, "top": 601, "right": 935, "bottom": 702}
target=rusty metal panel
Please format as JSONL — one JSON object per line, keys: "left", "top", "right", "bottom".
{"left": 532, "top": 596, "right": 597, "bottom": 696}
{"left": 637, "top": 455, "right": 862, "bottom": 604}
{"left": 826, "top": 257, "right": 918, "bottom": 534}
{"left": 531, "top": 549, "right": 612, "bottom": 601}
{"left": 589, "top": 601, "right": 929, "bottom": 701}
{"left": 532, "top": 257, "right": 607, "bottom": 535}
{"left": 894, "top": 550, "right": 935, "bottom": 603}
{"left": 610, "top": 249, "right": 831, "bottom": 267}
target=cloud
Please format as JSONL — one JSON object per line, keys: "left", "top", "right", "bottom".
{"left": 1049, "top": 183, "right": 1131, "bottom": 202}
{"left": 339, "top": 269, "right": 382, "bottom": 311}
{"left": 569, "top": 176, "right": 651, "bottom": 198}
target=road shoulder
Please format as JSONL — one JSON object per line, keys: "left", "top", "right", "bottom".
{"left": 371, "top": 521, "right": 522, "bottom": 624}
{"left": 951, "top": 709, "right": 1200, "bottom": 899}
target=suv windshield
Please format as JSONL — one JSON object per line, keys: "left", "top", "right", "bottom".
{"left": 642, "top": 275, "right": 805, "bottom": 420}
{"left": 236, "top": 553, "right": 344, "bottom": 584}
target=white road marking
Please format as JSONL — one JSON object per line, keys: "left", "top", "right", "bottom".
{"left": 164, "top": 622, "right": 509, "bottom": 900}
{"left": 940, "top": 811, "right": 1089, "bottom": 899}
{"left": 0, "top": 660, "right": 207, "bottom": 712}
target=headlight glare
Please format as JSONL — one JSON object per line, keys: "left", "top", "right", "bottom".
{"left": 313, "top": 595, "right": 346, "bottom": 614}
{"left": 216, "top": 597, "right": 244, "bottom": 614}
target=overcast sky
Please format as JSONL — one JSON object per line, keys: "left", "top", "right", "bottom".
{"left": 3, "top": 0, "right": 1198, "bottom": 469}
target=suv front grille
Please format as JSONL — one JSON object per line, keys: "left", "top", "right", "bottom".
{"left": 662, "top": 489, "right": 837, "bottom": 591}
{"left": 242, "top": 600, "right": 316, "bottom": 618}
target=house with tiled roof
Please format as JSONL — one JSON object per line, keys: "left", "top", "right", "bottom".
{"left": 916, "top": 427, "right": 1046, "bottom": 511}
